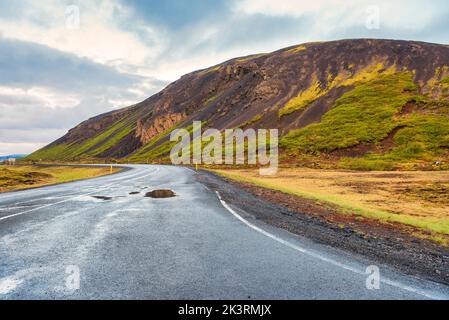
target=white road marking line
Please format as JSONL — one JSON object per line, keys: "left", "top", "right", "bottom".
{"left": 103, "top": 168, "right": 152, "bottom": 183}
{"left": 1, "top": 189, "right": 108, "bottom": 207}
{"left": 215, "top": 191, "right": 446, "bottom": 300}
{"left": 0, "top": 205, "right": 40, "bottom": 211}
{"left": 7, "top": 194, "right": 89, "bottom": 207}
{"left": 0, "top": 276, "right": 23, "bottom": 295}
{"left": 0, "top": 168, "right": 158, "bottom": 223}
{"left": 184, "top": 167, "right": 197, "bottom": 174}
{"left": 0, "top": 166, "right": 155, "bottom": 207}
{"left": 1, "top": 208, "right": 90, "bottom": 242}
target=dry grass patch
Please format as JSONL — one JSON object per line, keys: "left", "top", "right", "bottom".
{"left": 212, "top": 168, "right": 449, "bottom": 242}
{"left": 0, "top": 165, "right": 120, "bottom": 192}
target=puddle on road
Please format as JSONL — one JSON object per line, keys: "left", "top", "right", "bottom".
{"left": 91, "top": 196, "right": 113, "bottom": 201}
{"left": 89, "top": 189, "right": 175, "bottom": 201}
{"left": 145, "top": 190, "right": 176, "bottom": 198}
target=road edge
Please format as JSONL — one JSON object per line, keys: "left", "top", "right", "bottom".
{"left": 196, "top": 169, "right": 449, "bottom": 286}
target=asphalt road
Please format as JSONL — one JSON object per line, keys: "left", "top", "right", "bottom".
{"left": 0, "top": 165, "right": 448, "bottom": 300}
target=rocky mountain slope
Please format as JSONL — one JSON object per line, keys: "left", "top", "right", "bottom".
{"left": 27, "top": 39, "right": 449, "bottom": 169}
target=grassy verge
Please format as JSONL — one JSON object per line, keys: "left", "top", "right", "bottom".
{"left": 212, "top": 168, "right": 449, "bottom": 243}
{"left": 0, "top": 165, "right": 120, "bottom": 193}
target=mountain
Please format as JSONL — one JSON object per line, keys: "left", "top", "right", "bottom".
{"left": 0, "top": 154, "right": 27, "bottom": 161}
{"left": 27, "top": 39, "right": 449, "bottom": 170}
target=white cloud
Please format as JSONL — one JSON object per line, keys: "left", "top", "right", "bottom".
{"left": 236, "top": 0, "right": 346, "bottom": 16}
{"left": 0, "top": 0, "right": 164, "bottom": 74}
{"left": 236, "top": 0, "right": 445, "bottom": 32}
{"left": 0, "top": 86, "right": 80, "bottom": 109}
{"left": 0, "top": 128, "right": 66, "bottom": 143}
{"left": 0, "top": 128, "right": 66, "bottom": 155}
{"left": 0, "top": 142, "right": 44, "bottom": 156}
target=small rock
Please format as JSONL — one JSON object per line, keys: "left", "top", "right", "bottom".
{"left": 145, "top": 189, "right": 176, "bottom": 198}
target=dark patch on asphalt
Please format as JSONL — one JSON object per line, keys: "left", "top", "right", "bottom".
{"left": 196, "top": 170, "right": 449, "bottom": 286}
{"left": 145, "top": 190, "right": 176, "bottom": 198}
{"left": 92, "top": 196, "right": 113, "bottom": 201}
{"left": 129, "top": 192, "right": 140, "bottom": 195}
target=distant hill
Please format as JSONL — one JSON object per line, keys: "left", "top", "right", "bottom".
{"left": 0, "top": 154, "right": 27, "bottom": 161}
{"left": 27, "top": 39, "right": 449, "bottom": 170}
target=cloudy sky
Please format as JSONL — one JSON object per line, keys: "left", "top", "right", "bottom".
{"left": 1, "top": 0, "right": 449, "bottom": 155}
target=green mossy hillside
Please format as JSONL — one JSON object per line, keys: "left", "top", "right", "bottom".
{"left": 281, "top": 73, "right": 417, "bottom": 153}
{"left": 281, "top": 72, "right": 449, "bottom": 170}
{"left": 27, "top": 115, "right": 137, "bottom": 161}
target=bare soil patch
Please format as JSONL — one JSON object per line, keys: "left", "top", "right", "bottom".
{"left": 145, "top": 189, "right": 176, "bottom": 198}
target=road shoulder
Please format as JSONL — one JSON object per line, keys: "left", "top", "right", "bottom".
{"left": 196, "top": 170, "right": 449, "bottom": 286}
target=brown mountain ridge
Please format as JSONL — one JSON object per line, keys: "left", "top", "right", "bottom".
{"left": 27, "top": 39, "right": 449, "bottom": 170}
